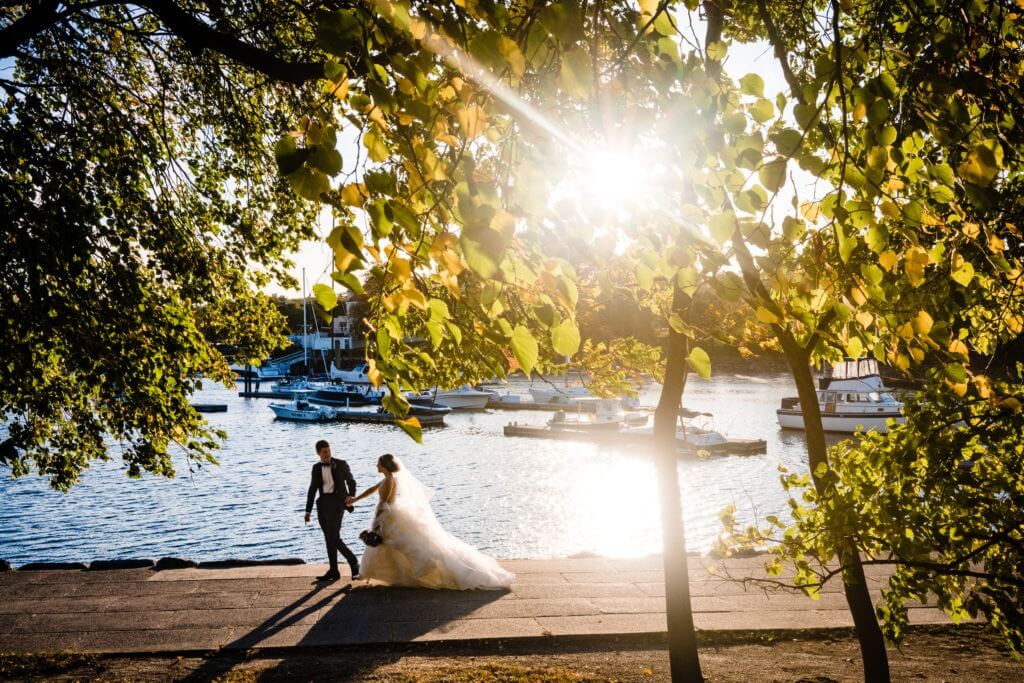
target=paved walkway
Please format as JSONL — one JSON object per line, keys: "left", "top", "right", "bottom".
{"left": 0, "top": 556, "right": 953, "bottom": 654}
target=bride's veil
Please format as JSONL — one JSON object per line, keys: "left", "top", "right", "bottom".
{"left": 390, "top": 459, "right": 435, "bottom": 518}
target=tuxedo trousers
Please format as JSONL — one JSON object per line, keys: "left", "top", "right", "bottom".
{"left": 316, "top": 493, "right": 359, "bottom": 574}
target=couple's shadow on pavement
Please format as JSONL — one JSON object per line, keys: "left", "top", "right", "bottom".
{"left": 182, "top": 578, "right": 505, "bottom": 682}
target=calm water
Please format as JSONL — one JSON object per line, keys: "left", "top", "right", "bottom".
{"left": 0, "top": 375, "right": 826, "bottom": 565}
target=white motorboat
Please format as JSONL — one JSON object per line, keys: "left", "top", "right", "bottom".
{"left": 269, "top": 392, "right": 337, "bottom": 422}
{"left": 329, "top": 362, "right": 372, "bottom": 384}
{"left": 776, "top": 358, "right": 907, "bottom": 434}
{"left": 408, "top": 385, "right": 491, "bottom": 410}
{"left": 623, "top": 411, "right": 767, "bottom": 453}
{"left": 270, "top": 377, "right": 318, "bottom": 394}
{"left": 312, "top": 382, "right": 384, "bottom": 406}
{"left": 529, "top": 383, "right": 592, "bottom": 405}
{"left": 549, "top": 398, "right": 648, "bottom": 430}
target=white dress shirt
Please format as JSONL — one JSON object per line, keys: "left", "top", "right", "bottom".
{"left": 321, "top": 463, "right": 335, "bottom": 494}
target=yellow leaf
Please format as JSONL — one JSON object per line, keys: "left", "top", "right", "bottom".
{"left": 988, "top": 234, "right": 1005, "bottom": 252}
{"left": 389, "top": 257, "right": 412, "bottom": 284}
{"left": 915, "top": 310, "right": 934, "bottom": 335}
{"left": 800, "top": 202, "right": 821, "bottom": 221}
{"left": 408, "top": 17, "right": 428, "bottom": 40}
{"left": 904, "top": 246, "right": 929, "bottom": 286}
{"left": 949, "top": 339, "right": 969, "bottom": 358}
{"left": 855, "top": 310, "right": 874, "bottom": 328}
{"left": 948, "top": 380, "right": 968, "bottom": 397}
{"left": 896, "top": 322, "right": 914, "bottom": 340}
{"left": 880, "top": 200, "right": 900, "bottom": 219}
{"left": 849, "top": 286, "right": 868, "bottom": 307}
{"left": 910, "top": 346, "right": 925, "bottom": 363}
{"left": 962, "top": 222, "right": 980, "bottom": 239}
{"left": 340, "top": 183, "right": 367, "bottom": 206}
{"left": 879, "top": 250, "right": 898, "bottom": 272}
{"left": 325, "top": 77, "right": 349, "bottom": 101}
{"left": 755, "top": 306, "right": 780, "bottom": 323}
{"left": 403, "top": 286, "right": 428, "bottom": 310}
{"left": 456, "top": 105, "right": 489, "bottom": 138}
{"left": 497, "top": 36, "right": 525, "bottom": 78}
{"left": 367, "top": 359, "right": 383, "bottom": 388}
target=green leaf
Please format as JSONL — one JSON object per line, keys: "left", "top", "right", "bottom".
{"left": 315, "top": 9, "right": 361, "bottom": 56}
{"left": 426, "top": 318, "right": 443, "bottom": 349}
{"left": 687, "top": 346, "right": 712, "bottom": 380}
{"left": 511, "top": 325, "right": 539, "bottom": 376}
{"left": 860, "top": 263, "right": 883, "bottom": 286}
{"left": 794, "top": 103, "right": 818, "bottom": 130}
{"left": 312, "top": 283, "right": 337, "bottom": 312}
{"left": 330, "top": 271, "right": 365, "bottom": 295}
{"left": 706, "top": 41, "right": 728, "bottom": 61}
{"left": 551, "top": 319, "right": 581, "bottom": 356}
{"left": 395, "top": 416, "right": 423, "bottom": 443}
{"left": 750, "top": 99, "right": 775, "bottom": 123}
{"left": 274, "top": 136, "right": 306, "bottom": 175}
{"left": 363, "top": 129, "right": 389, "bottom": 162}
{"left": 772, "top": 128, "right": 803, "bottom": 156}
{"left": 957, "top": 140, "right": 1004, "bottom": 187}
{"left": 428, "top": 298, "right": 450, "bottom": 320}
{"left": 739, "top": 73, "right": 765, "bottom": 97}
{"left": 759, "top": 158, "right": 787, "bottom": 192}
{"left": 460, "top": 227, "right": 508, "bottom": 279}
{"left": 708, "top": 210, "right": 736, "bottom": 243}
{"left": 559, "top": 46, "right": 592, "bottom": 99}
{"left": 951, "top": 260, "right": 975, "bottom": 287}
{"left": 307, "top": 145, "right": 342, "bottom": 176}
{"left": 287, "top": 166, "right": 330, "bottom": 201}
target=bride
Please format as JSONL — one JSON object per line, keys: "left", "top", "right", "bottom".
{"left": 346, "top": 454, "right": 514, "bottom": 590}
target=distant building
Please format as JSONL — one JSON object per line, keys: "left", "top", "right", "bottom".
{"left": 288, "top": 294, "right": 366, "bottom": 369}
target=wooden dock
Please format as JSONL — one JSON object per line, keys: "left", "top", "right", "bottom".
{"left": 502, "top": 423, "right": 765, "bottom": 455}
{"left": 488, "top": 400, "right": 599, "bottom": 412}
{"left": 239, "top": 390, "right": 296, "bottom": 399}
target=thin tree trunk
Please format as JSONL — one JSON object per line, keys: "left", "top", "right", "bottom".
{"left": 787, "top": 355, "right": 891, "bottom": 682}
{"left": 653, "top": 297, "right": 703, "bottom": 682}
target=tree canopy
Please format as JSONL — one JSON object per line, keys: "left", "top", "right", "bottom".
{"left": 1, "top": 1, "right": 331, "bottom": 489}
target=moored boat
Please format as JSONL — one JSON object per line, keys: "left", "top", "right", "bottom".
{"left": 329, "top": 362, "right": 372, "bottom": 384}
{"left": 312, "top": 382, "right": 384, "bottom": 406}
{"left": 408, "top": 385, "right": 491, "bottom": 410}
{"left": 269, "top": 392, "right": 337, "bottom": 422}
{"left": 776, "top": 358, "right": 906, "bottom": 434}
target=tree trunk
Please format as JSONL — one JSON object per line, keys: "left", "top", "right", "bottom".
{"left": 653, "top": 318, "right": 704, "bottom": 682}
{"left": 786, "top": 351, "right": 891, "bottom": 682}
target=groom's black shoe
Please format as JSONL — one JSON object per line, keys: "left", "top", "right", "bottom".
{"left": 316, "top": 570, "right": 341, "bottom": 582}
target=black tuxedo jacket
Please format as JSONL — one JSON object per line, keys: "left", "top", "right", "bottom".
{"left": 306, "top": 457, "right": 356, "bottom": 515}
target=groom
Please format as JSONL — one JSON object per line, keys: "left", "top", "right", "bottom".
{"left": 304, "top": 439, "right": 360, "bottom": 582}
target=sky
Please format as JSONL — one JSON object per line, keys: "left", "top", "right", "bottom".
{"left": 265, "top": 28, "right": 790, "bottom": 297}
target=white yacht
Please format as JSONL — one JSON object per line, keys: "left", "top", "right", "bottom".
{"left": 776, "top": 358, "right": 907, "bottom": 433}
{"left": 529, "top": 383, "right": 592, "bottom": 405}
{"left": 329, "top": 362, "right": 372, "bottom": 384}
{"left": 548, "top": 398, "right": 648, "bottom": 430}
{"left": 408, "top": 385, "right": 491, "bottom": 410}
{"left": 269, "top": 391, "right": 337, "bottom": 422}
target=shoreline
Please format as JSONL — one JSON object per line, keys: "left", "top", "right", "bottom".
{"left": 1, "top": 550, "right": 758, "bottom": 574}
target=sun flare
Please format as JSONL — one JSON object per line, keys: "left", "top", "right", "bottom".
{"left": 569, "top": 147, "right": 650, "bottom": 209}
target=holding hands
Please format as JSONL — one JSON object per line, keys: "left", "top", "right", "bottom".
{"left": 345, "top": 496, "right": 356, "bottom": 507}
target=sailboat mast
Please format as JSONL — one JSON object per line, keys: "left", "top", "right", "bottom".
{"left": 302, "top": 267, "right": 308, "bottom": 374}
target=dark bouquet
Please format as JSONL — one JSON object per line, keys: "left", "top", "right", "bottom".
{"left": 360, "top": 529, "right": 383, "bottom": 547}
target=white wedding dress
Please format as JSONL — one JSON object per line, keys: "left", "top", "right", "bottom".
{"left": 360, "top": 468, "right": 514, "bottom": 590}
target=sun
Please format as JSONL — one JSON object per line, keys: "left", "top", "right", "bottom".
{"left": 558, "top": 145, "right": 651, "bottom": 213}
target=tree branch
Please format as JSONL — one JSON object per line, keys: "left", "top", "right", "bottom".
{"left": 1, "top": 0, "right": 327, "bottom": 85}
